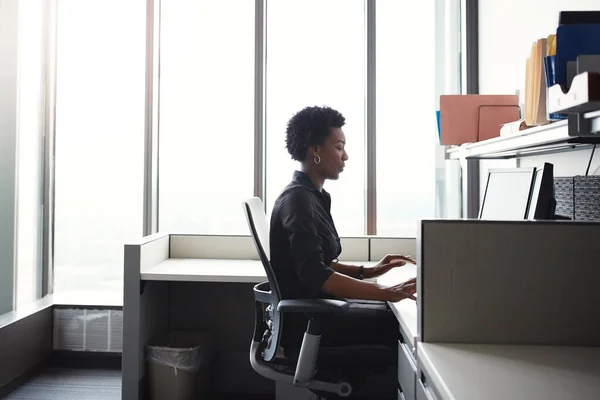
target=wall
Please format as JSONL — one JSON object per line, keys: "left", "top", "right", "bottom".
{"left": 0, "top": 0, "right": 19, "bottom": 315}
{"left": 478, "top": 0, "right": 600, "bottom": 96}
{"left": 478, "top": 0, "right": 600, "bottom": 195}
{"left": 519, "top": 147, "right": 600, "bottom": 176}
{"left": 0, "top": 307, "right": 53, "bottom": 395}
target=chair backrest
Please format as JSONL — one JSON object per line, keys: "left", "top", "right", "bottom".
{"left": 243, "top": 197, "right": 284, "bottom": 362}
{"left": 242, "top": 197, "right": 281, "bottom": 303}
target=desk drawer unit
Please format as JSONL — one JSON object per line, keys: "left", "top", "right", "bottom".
{"left": 417, "top": 370, "right": 440, "bottom": 400}
{"left": 397, "top": 338, "right": 417, "bottom": 400}
{"left": 398, "top": 388, "right": 406, "bottom": 400}
{"left": 416, "top": 379, "right": 436, "bottom": 400}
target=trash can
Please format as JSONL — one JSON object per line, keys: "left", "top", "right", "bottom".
{"left": 146, "top": 330, "right": 214, "bottom": 400}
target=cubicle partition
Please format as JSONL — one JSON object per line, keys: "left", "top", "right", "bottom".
{"left": 417, "top": 220, "right": 600, "bottom": 345}
{"left": 125, "top": 226, "right": 600, "bottom": 400}
{"left": 123, "top": 233, "right": 170, "bottom": 400}
{"left": 169, "top": 234, "right": 258, "bottom": 259}
{"left": 168, "top": 234, "right": 415, "bottom": 261}
{"left": 414, "top": 220, "right": 600, "bottom": 400}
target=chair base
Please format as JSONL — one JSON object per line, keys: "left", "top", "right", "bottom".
{"left": 250, "top": 340, "right": 353, "bottom": 398}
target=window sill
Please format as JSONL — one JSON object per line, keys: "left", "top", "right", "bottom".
{"left": 0, "top": 296, "right": 54, "bottom": 330}
{"left": 51, "top": 289, "right": 123, "bottom": 308}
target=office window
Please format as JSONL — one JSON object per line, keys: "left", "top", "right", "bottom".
{"left": 376, "top": 0, "right": 436, "bottom": 236}
{"left": 16, "top": 0, "right": 45, "bottom": 306}
{"left": 265, "top": 0, "right": 366, "bottom": 235}
{"left": 158, "top": 0, "right": 255, "bottom": 234}
{"left": 53, "top": 0, "right": 145, "bottom": 294}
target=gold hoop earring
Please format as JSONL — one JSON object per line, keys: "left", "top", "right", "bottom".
{"left": 313, "top": 154, "right": 321, "bottom": 164}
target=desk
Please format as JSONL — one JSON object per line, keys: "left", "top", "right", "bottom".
{"left": 376, "top": 264, "right": 419, "bottom": 400}
{"left": 142, "top": 258, "right": 379, "bottom": 283}
{"left": 141, "top": 259, "right": 266, "bottom": 283}
{"left": 417, "top": 343, "right": 600, "bottom": 400}
{"left": 376, "top": 263, "right": 418, "bottom": 349}
{"left": 126, "top": 253, "right": 396, "bottom": 399}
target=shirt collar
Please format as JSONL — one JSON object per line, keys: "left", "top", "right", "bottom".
{"left": 292, "top": 170, "right": 319, "bottom": 192}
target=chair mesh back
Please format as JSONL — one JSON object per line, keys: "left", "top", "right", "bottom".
{"left": 243, "top": 197, "right": 281, "bottom": 302}
{"left": 246, "top": 197, "right": 270, "bottom": 256}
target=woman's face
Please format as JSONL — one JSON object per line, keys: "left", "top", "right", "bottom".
{"left": 313, "top": 127, "right": 349, "bottom": 180}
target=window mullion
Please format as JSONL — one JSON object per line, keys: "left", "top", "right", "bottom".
{"left": 366, "top": 0, "right": 376, "bottom": 235}
{"left": 143, "top": 0, "right": 160, "bottom": 236}
{"left": 254, "top": 0, "right": 266, "bottom": 204}
{"left": 42, "top": 0, "right": 58, "bottom": 297}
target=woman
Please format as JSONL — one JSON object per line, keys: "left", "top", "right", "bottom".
{"left": 270, "top": 105, "right": 417, "bottom": 349}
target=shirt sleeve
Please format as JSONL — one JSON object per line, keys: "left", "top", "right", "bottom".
{"left": 279, "top": 188, "right": 335, "bottom": 295}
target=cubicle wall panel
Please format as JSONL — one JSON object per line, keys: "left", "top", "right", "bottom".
{"left": 419, "top": 220, "right": 600, "bottom": 345}
{"left": 123, "top": 239, "right": 169, "bottom": 400}
{"left": 339, "top": 237, "right": 369, "bottom": 261}
{"left": 139, "top": 234, "right": 170, "bottom": 273}
{"left": 134, "top": 281, "right": 168, "bottom": 399}
{"left": 169, "top": 281, "right": 256, "bottom": 351}
{"left": 170, "top": 235, "right": 258, "bottom": 259}
{"left": 370, "top": 238, "right": 417, "bottom": 261}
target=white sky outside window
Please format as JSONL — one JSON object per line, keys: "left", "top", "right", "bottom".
{"left": 376, "top": 0, "right": 436, "bottom": 236}
{"left": 158, "top": 0, "right": 255, "bottom": 235}
{"left": 54, "top": 0, "right": 145, "bottom": 294}
{"left": 265, "top": 0, "right": 366, "bottom": 236}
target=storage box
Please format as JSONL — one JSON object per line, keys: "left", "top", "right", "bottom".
{"left": 440, "top": 95, "right": 520, "bottom": 145}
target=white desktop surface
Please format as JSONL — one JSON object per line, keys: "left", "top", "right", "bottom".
{"left": 142, "top": 258, "right": 266, "bottom": 282}
{"left": 141, "top": 258, "right": 378, "bottom": 283}
{"left": 418, "top": 343, "right": 600, "bottom": 400}
{"left": 376, "top": 263, "right": 418, "bottom": 346}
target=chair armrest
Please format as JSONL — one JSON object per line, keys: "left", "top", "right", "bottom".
{"left": 278, "top": 299, "right": 349, "bottom": 314}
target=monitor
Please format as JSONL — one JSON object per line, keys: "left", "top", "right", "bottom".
{"left": 526, "top": 162, "right": 557, "bottom": 220}
{"left": 479, "top": 167, "right": 536, "bottom": 220}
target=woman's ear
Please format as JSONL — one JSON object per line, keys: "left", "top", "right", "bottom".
{"left": 308, "top": 145, "right": 320, "bottom": 157}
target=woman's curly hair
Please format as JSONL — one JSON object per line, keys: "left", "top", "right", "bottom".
{"left": 285, "top": 106, "right": 346, "bottom": 161}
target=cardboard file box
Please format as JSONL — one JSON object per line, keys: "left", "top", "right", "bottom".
{"left": 440, "top": 95, "right": 520, "bottom": 145}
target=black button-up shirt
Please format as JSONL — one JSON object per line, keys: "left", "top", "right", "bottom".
{"left": 270, "top": 171, "right": 342, "bottom": 299}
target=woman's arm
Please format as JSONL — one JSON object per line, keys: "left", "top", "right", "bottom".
{"left": 329, "top": 262, "right": 361, "bottom": 279}
{"left": 330, "top": 255, "right": 414, "bottom": 280}
{"left": 321, "top": 272, "right": 416, "bottom": 302}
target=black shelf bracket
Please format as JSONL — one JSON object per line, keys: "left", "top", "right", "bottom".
{"left": 568, "top": 113, "right": 594, "bottom": 136}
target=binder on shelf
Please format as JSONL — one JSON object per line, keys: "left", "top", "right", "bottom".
{"left": 555, "top": 24, "right": 600, "bottom": 89}
{"left": 439, "top": 95, "right": 520, "bottom": 145}
{"left": 525, "top": 37, "right": 549, "bottom": 125}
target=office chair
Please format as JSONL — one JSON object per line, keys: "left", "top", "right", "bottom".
{"left": 242, "top": 197, "right": 396, "bottom": 400}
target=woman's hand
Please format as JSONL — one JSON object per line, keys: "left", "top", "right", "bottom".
{"left": 365, "top": 254, "right": 416, "bottom": 279}
{"left": 384, "top": 277, "right": 417, "bottom": 302}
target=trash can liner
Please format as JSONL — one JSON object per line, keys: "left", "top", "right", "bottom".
{"left": 146, "top": 346, "right": 202, "bottom": 375}
{"left": 145, "top": 331, "right": 213, "bottom": 376}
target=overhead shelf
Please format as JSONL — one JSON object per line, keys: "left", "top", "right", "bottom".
{"left": 446, "top": 110, "right": 600, "bottom": 160}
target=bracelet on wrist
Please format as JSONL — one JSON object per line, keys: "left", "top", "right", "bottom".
{"left": 358, "top": 265, "right": 364, "bottom": 280}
